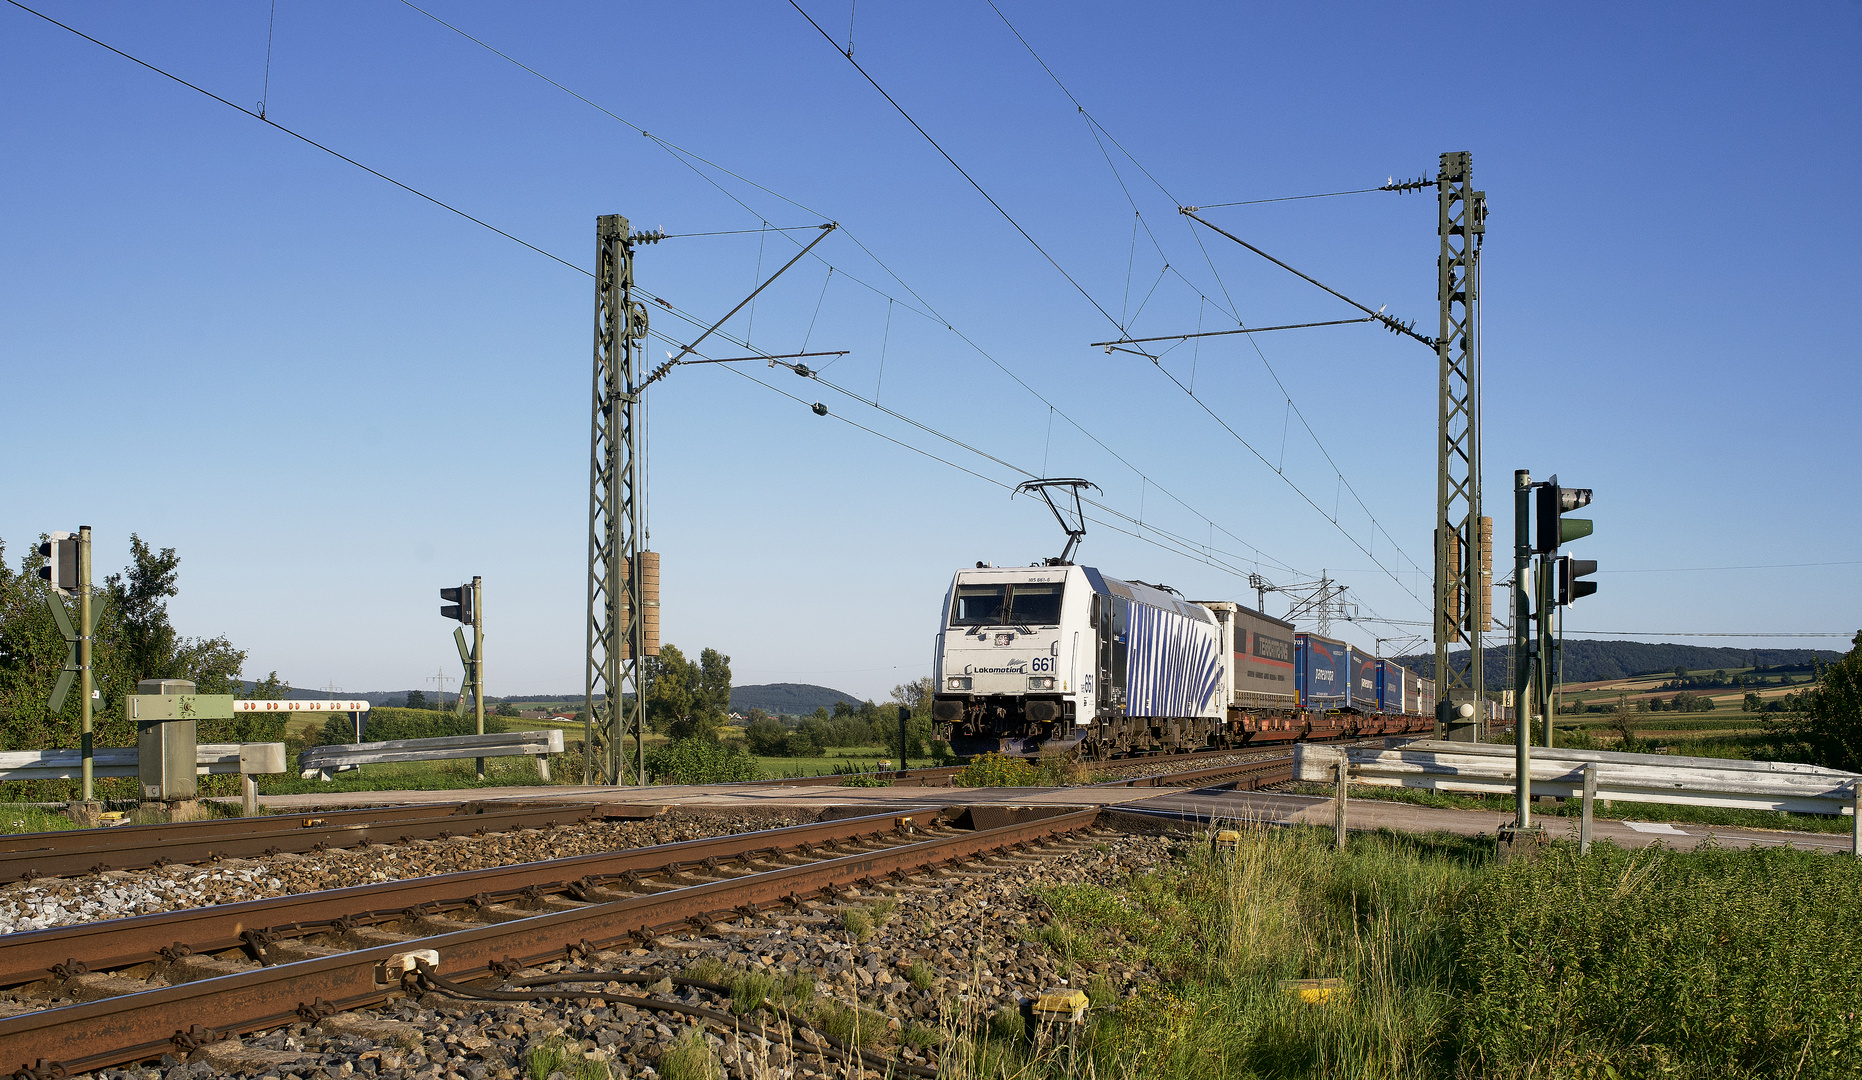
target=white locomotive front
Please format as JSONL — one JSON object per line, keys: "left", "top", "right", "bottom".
{"left": 931, "top": 564, "right": 1225, "bottom": 757}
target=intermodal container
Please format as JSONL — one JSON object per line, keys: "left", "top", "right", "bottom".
{"left": 1378, "top": 659, "right": 1410, "bottom": 713}
{"left": 1346, "top": 646, "right": 1381, "bottom": 712}
{"left": 1295, "top": 633, "right": 1349, "bottom": 710}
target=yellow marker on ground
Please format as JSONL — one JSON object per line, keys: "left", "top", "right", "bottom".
{"left": 1279, "top": 977, "right": 1347, "bottom": 1004}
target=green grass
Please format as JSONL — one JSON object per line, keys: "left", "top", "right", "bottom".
{"left": 0, "top": 804, "right": 86, "bottom": 834}
{"left": 963, "top": 824, "right": 1862, "bottom": 1079}
{"left": 523, "top": 1038, "right": 613, "bottom": 1080}
{"left": 750, "top": 746, "right": 919, "bottom": 776}
{"left": 255, "top": 754, "right": 560, "bottom": 796}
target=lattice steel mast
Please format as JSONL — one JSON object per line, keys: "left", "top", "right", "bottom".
{"left": 1433, "top": 152, "right": 1489, "bottom": 737}
{"left": 585, "top": 214, "right": 659, "bottom": 784}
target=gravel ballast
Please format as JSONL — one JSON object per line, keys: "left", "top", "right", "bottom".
{"left": 0, "top": 810, "right": 803, "bottom": 935}
{"left": 52, "top": 827, "right": 1175, "bottom": 1079}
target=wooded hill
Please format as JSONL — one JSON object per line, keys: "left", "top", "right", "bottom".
{"left": 730, "top": 682, "right": 864, "bottom": 716}
{"left": 1394, "top": 641, "right": 1843, "bottom": 690}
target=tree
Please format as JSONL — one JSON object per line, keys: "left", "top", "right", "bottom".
{"left": 1744, "top": 692, "right": 1763, "bottom": 714}
{"left": 643, "top": 643, "right": 694, "bottom": 736}
{"left": 745, "top": 715, "right": 787, "bottom": 756}
{"left": 1766, "top": 631, "right": 1862, "bottom": 770}
{"left": 495, "top": 702, "right": 519, "bottom": 718}
{"left": 0, "top": 534, "right": 269, "bottom": 798}
{"left": 103, "top": 535, "right": 179, "bottom": 686}
{"left": 405, "top": 689, "right": 429, "bottom": 711}
{"left": 890, "top": 678, "right": 933, "bottom": 714}
{"left": 645, "top": 644, "right": 732, "bottom": 742}
{"left": 694, "top": 647, "right": 732, "bottom": 735}
{"left": 99, "top": 534, "right": 245, "bottom": 694}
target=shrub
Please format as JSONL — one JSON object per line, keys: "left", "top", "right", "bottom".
{"left": 644, "top": 738, "right": 764, "bottom": 784}
{"left": 314, "top": 706, "right": 499, "bottom": 746}
{"left": 954, "top": 752, "right": 1081, "bottom": 787}
{"left": 744, "top": 716, "right": 788, "bottom": 756}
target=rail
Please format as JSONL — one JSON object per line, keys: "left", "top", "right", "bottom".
{"left": 0, "top": 806, "right": 1101, "bottom": 1075}
{"left": 0, "top": 800, "right": 624, "bottom": 884}
{"left": 298, "top": 729, "right": 565, "bottom": 781}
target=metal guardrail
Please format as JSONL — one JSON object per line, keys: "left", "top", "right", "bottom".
{"left": 1295, "top": 739, "right": 1862, "bottom": 853}
{"left": 0, "top": 744, "right": 286, "bottom": 783}
{"left": 0, "top": 743, "right": 289, "bottom": 817}
{"left": 297, "top": 729, "right": 566, "bottom": 781}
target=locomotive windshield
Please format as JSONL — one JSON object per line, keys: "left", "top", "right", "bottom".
{"left": 948, "top": 581, "right": 1066, "bottom": 626}
{"left": 950, "top": 585, "right": 1006, "bottom": 625}
{"left": 1006, "top": 583, "right": 1064, "bottom": 625}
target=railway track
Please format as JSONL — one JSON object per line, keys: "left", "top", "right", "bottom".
{"left": 1, "top": 738, "right": 1374, "bottom": 891}
{"left": 746, "top": 745, "right": 1294, "bottom": 790}
{"left": 0, "top": 805, "right": 1102, "bottom": 1076}
{"left": 0, "top": 800, "right": 655, "bottom": 885}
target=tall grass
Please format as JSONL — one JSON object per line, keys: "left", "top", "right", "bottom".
{"left": 947, "top": 825, "right": 1862, "bottom": 1078}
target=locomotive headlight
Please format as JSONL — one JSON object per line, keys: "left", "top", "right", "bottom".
{"left": 1027, "top": 676, "right": 1055, "bottom": 690}
{"left": 947, "top": 676, "right": 972, "bottom": 691}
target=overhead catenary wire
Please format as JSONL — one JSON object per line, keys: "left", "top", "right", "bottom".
{"left": 5, "top": 0, "right": 590, "bottom": 278}
{"left": 401, "top": 0, "right": 1296, "bottom": 587}
{"left": 787, "top": 0, "right": 1128, "bottom": 334}
{"left": 24, "top": 0, "right": 1328, "bottom": 592}
{"left": 984, "top": 0, "right": 1435, "bottom": 612}
{"left": 1182, "top": 187, "right": 1392, "bottom": 209}
{"left": 1091, "top": 317, "right": 1378, "bottom": 348}
{"left": 711, "top": 358, "right": 1274, "bottom": 579}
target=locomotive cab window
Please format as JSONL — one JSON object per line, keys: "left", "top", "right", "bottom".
{"left": 1005, "top": 583, "right": 1065, "bottom": 626}
{"left": 950, "top": 585, "right": 1007, "bottom": 626}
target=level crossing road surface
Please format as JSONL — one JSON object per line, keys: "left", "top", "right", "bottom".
{"left": 231, "top": 780, "right": 1857, "bottom": 855}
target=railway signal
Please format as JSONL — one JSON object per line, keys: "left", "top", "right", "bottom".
{"left": 1557, "top": 556, "right": 1599, "bottom": 605}
{"left": 1535, "top": 476, "right": 1593, "bottom": 553}
{"left": 439, "top": 583, "right": 474, "bottom": 624}
{"left": 37, "top": 533, "right": 76, "bottom": 596}
{"left": 39, "top": 526, "right": 98, "bottom": 806}
{"left": 441, "top": 578, "right": 486, "bottom": 778}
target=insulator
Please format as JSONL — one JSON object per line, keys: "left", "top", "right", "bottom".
{"left": 811, "top": 402, "right": 829, "bottom": 416}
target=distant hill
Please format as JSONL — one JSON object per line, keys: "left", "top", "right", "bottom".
{"left": 731, "top": 682, "right": 864, "bottom": 716}
{"left": 234, "top": 683, "right": 459, "bottom": 707}
{"left": 1393, "top": 641, "right": 1843, "bottom": 691}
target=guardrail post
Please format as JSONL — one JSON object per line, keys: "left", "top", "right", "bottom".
{"left": 537, "top": 753, "right": 552, "bottom": 782}
{"left": 242, "top": 774, "right": 259, "bottom": 817}
{"left": 1580, "top": 762, "right": 1596, "bottom": 854}
{"left": 1334, "top": 761, "right": 1349, "bottom": 850}
{"left": 1852, "top": 782, "right": 1860, "bottom": 859}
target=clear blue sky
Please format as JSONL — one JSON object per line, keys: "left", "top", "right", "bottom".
{"left": 5, "top": 1, "right": 1857, "bottom": 702}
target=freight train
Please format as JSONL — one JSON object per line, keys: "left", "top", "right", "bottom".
{"left": 931, "top": 562, "right": 1441, "bottom": 758}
